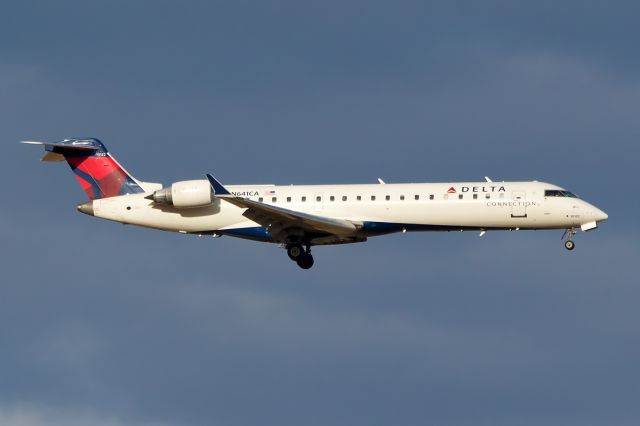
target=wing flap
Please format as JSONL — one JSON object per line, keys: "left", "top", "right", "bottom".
{"left": 235, "top": 197, "right": 358, "bottom": 235}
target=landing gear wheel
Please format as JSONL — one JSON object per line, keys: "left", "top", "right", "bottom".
{"left": 287, "top": 244, "right": 303, "bottom": 260}
{"left": 562, "top": 228, "right": 577, "bottom": 251}
{"left": 296, "top": 253, "right": 314, "bottom": 269}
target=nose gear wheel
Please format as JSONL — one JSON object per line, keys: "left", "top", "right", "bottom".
{"left": 562, "top": 228, "right": 577, "bottom": 251}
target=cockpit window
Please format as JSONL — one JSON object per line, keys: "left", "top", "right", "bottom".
{"left": 545, "top": 190, "right": 578, "bottom": 198}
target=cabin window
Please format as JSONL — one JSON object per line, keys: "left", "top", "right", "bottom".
{"left": 316, "top": 196, "right": 321, "bottom": 202}
{"left": 259, "top": 197, "right": 263, "bottom": 202}
{"left": 499, "top": 193, "right": 505, "bottom": 199}
{"left": 429, "top": 194, "right": 434, "bottom": 200}
{"left": 458, "top": 194, "right": 463, "bottom": 200}
{"left": 386, "top": 195, "right": 390, "bottom": 201}
{"left": 371, "top": 195, "right": 376, "bottom": 201}
{"left": 357, "top": 195, "right": 362, "bottom": 201}
{"left": 286, "top": 196, "right": 291, "bottom": 202}
{"left": 342, "top": 196, "right": 347, "bottom": 201}
{"left": 415, "top": 195, "right": 419, "bottom": 200}
{"left": 400, "top": 195, "right": 405, "bottom": 200}
{"left": 272, "top": 197, "right": 277, "bottom": 202}
{"left": 473, "top": 194, "right": 478, "bottom": 200}
{"left": 330, "top": 196, "right": 335, "bottom": 202}
{"left": 485, "top": 193, "right": 490, "bottom": 199}
{"left": 301, "top": 196, "right": 306, "bottom": 202}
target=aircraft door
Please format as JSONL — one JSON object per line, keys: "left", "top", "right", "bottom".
{"left": 511, "top": 191, "right": 527, "bottom": 218}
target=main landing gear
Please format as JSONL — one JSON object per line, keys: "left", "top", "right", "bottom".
{"left": 562, "top": 228, "right": 577, "bottom": 251}
{"left": 286, "top": 243, "right": 314, "bottom": 269}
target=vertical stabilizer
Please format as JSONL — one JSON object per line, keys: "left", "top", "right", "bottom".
{"left": 22, "top": 138, "right": 144, "bottom": 200}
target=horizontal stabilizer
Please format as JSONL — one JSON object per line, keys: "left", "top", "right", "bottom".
{"left": 21, "top": 140, "right": 100, "bottom": 151}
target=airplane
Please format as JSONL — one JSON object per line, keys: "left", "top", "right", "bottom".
{"left": 22, "top": 138, "right": 608, "bottom": 269}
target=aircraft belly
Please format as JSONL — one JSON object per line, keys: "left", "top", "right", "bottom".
{"left": 357, "top": 203, "right": 541, "bottom": 231}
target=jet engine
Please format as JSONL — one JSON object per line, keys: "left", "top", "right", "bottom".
{"left": 148, "top": 180, "right": 214, "bottom": 208}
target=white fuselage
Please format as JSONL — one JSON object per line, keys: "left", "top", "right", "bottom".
{"left": 87, "top": 180, "right": 608, "bottom": 244}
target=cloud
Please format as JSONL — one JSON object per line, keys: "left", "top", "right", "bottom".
{"left": 0, "top": 406, "right": 170, "bottom": 426}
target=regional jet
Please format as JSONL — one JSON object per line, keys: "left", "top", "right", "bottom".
{"left": 23, "top": 138, "right": 608, "bottom": 269}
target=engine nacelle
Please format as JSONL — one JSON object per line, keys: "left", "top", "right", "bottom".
{"left": 150, "top": 180, "right": 214, "bottom": 208}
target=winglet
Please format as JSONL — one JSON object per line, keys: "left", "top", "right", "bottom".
{"left": 206, "top": 174, "right": 231, "bottom": 196}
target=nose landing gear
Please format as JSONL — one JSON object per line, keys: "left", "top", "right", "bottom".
{"left": 562, "top": 228, "right": 577, "bottom": 251}
{"left": 286, "top": 243, "right": 315, "bottom": 269}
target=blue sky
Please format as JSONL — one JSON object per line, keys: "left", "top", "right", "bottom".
{"left": 1, "top": 1, "right": 638, "bottom": 425}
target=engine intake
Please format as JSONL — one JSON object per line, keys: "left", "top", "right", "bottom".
{"left": 149, "top": 180, "right": 214, "bottom": 208}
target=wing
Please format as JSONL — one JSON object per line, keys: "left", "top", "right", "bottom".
{"left": 206, "top": 174, "right": 360, "bottom": 237}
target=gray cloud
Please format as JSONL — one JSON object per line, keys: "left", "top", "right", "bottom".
{"left": 0, "top": 405, "right": 169, "bottom": 426}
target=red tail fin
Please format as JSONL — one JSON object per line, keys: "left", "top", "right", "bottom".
{"left": 24, "top": 138, "right": 144, "bottom": 200}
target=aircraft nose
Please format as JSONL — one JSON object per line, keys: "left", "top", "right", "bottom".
{"left": 594, "top": 208, "right": 608, "bottom": 222}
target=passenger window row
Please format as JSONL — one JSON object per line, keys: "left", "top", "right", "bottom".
{"left": 256, "top": 193, "right": 499, "bottom": 203}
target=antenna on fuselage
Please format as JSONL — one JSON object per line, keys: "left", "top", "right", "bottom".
{"left": 484, "top": 176, "right": 493, "bottom": 182}
{"left": 377, "top": 178, "right": 386, "bottom": 184}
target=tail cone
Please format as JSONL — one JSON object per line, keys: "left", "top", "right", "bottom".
{"left": 77, "top": 201, "right": 94, "bottom": 216}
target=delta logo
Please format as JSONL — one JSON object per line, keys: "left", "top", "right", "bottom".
{"left": 446, "top": 185, "right": 507, "bottom": 194}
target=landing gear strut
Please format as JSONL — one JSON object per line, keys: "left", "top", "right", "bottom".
{"left": 563, "top": 228, "right": 576, "bottom": 251}
{"left": 286, "top": 243, "right": 314, "bottom": 269}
